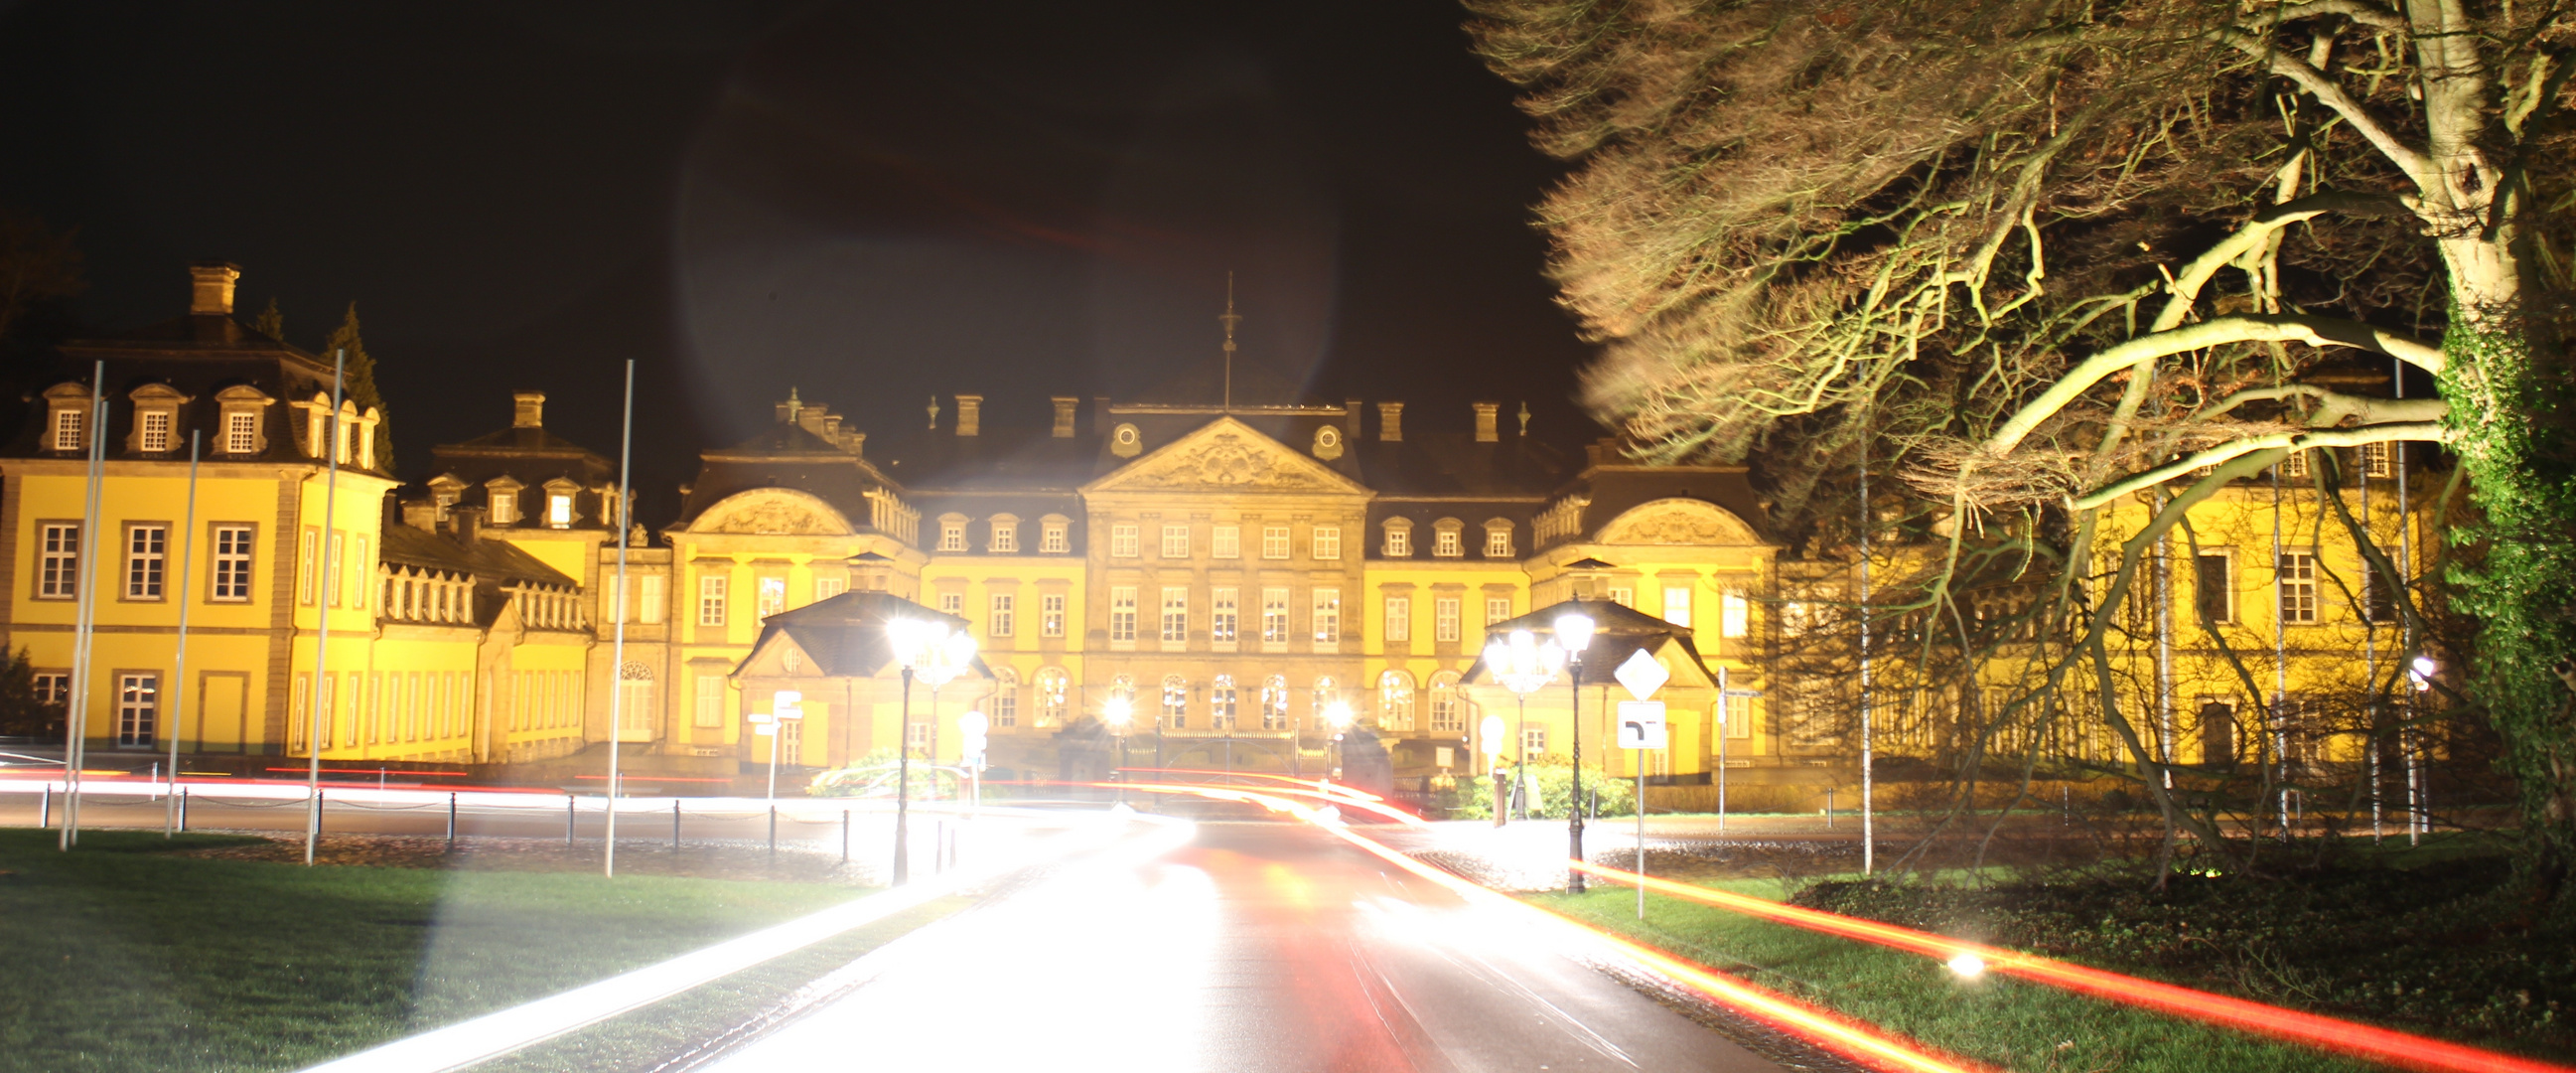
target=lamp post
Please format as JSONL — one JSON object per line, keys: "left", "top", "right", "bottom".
{"left": 1555, "top": 611, "right": 1597, "bottom": 895}
{"left": 957, "top": 709, "right": 987, "bottom": 818}
{"left": 1483, "top": 629, "right": 1565, "bottom": 825}
{"left": 1323, "top": 699, "right": 1355, "bottom": 782}
{"left": 888, "top": 618, "right": 974, "bottom": 885}
{"left": 1480, "top": 713, "right": 1507, "bottom": 828}
{"left": 1102, "top": 695, "right": 1133, "bottom": 805}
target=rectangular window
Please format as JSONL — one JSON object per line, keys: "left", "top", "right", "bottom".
{"left": 698, "top": 574, "right": 728, "bottom": 627}
{"left": 1161, "top": 525, "right": 1190, "bottom": 558}
{"left": 1313, "top": 588, "right": 1341, "bottom": 644}
{"left": 1434, "top": 528, "right": 1462, "bottom": 557}
{"left": 350, "top": 535, "right": 368, "bottom": 610}
{"left": 814, "top": 576, "right": 848, "bottom": 603}
{"left": 139, "top": 410, "right": 173, "bottom": 453}
{"left": 693, "top": 675, "right": 725, "bottom": 728}
{"left": 938, "top": 591, "right": 963, "bottom": 617}
{"left": 1384, "top": 526, "right": 1411, "bottom": 557}
{"left": 1111, "top": 524, "right": 1139, "bottom": 558}
{"left": 2196, "top": 554, "right": 2233, "bottom": 623}
{"left": 1261, "top": 587, "right": 1290, "bottom": 643}
{"left": 1160, "top": 586, "right": 1189, "bottom": 643}
{"left": 547, "top": 494, "right": 572, "bottom": 528}
{"left": 1486, "top": 596, "right": 1513, "bottom": 626}
{"left": 1608, "top": 585, "right": 1635, "bottom": 608}
{"left": 2278, "top": 552, "right": 2319, "bottom": 624}
{"left": 1213, "top": 525, "right": 1240, "bottom": 559}
{"left": 990, "top": 593, "right": 1015, "bottom": 637}
{"left": 225, "top": 411, "right": 257, "bottom": 454}
{"left": 1661, "top": 586, "right": 1692, "bottom": 630}
{"left": 1042, "top": 522, "right": 1070, "bottom": 553}
{"left": 298, "top": 529, "right": 317, "bottom": 605}
{"left": 212, "top": 525, "right": 254, "bottom": 601}
{"left": 2364, "top": 560, "right": 2398, "bottom": 623}
{"left": 53, "top": 407, "right": 81, "bottom": 451}
{"left": 33, "top": 673, "right": 70, "bottom": 709}
{"left": 939, "top": 522, "right": 967, "bottom": 552}
{"left": 2279, "top": 450, "right": 2311, "bottom": 479}
{"left": 38, "top": 523, "right": 80, "bottom": 599}
{"left": 639, "top": 574, "right": 666, "bottom": 624}
{"left": 116, "top": 673, "right": 158, "bottom": 747}
{"left": 1109, "top": 587, "right": 1138, "bottom": 643}
{"left": 1723, "top": 693, "right": 1753, "bottom": 738}
{"left": 1312, "top": 526, "right": 1341, "bottom": 560}
{"left": 1261, "top": 526, "right": 1291, "bottom": 559}
{"left": 990, "top": 522, "right": 1018, "bottom": 553}
{"left": 1435, "top": 597, "right": 1461, "bottom": 643}
{"left": 757, "top": 576, "right": 787, "bottom": 620}
{"left": 991, "top": 679, "right": 1017, "bottom": 727}
{"left": 1212, "top": 588, "right": 1238, "bottom": 643}
{"left": 491, "top": 491, "right": 517, "bottom": 525}
{"left": 2360, "top": 440, "right": 2392, "bottom": 478}
{"left": 1523, "top": 726, "right": 1548, "bottom": 756}
{"left": 326, "top": 532, "right": 346, "bottom": 606}
{"left": 1383, "top": 595, "right": 1410, "bottom": 642}
{"left": 1042, "top": 593, "right": 1067, "bottom": 637}
{"left": 1722, "top": 593, "right": 1751, "bottom": 638}
{"left": 1485, "top": 526, "right": 1512, "bottom": 557}
{"left": 124, "top": 525, "right": 167, "bottom": 599}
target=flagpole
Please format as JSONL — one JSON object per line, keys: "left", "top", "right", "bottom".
{"left": 61, "top": 359, "right": 106, "bottom": 849}
{"left": 305, "top": 351, "right": 346, "bottom": 865}
{"left": 606, "top": 360, "right": 635, "bottom": 878}
{"left": 166, "top": 430, "right": 200, "bottom": 837}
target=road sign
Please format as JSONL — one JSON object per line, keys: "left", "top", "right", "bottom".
{"left": 959, "top": 709, "right": 988, "bottom": 764}
{"left": 1614, "top": 649, "right": 1669, "bottom": 701}
{"left": 1480, "top": 714, "right": 1506, "bottom": 756}
{"left": 1617, "top": 699, "right": 1667, "bottom": 750}
{"left": 775, "top": 691, "right": 803, "bottom": 721}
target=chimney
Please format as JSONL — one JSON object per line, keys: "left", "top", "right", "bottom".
{"left": 1094, "top": 396, "right": 1112, "bottom": 435}
{"left": 450, "top": 504, "right": 487, "bottom": 544}
{"left": 954, "top": 394, "right": 982, "bottom": 437}
{"left": 1344, "top": 398, "right": 1362, "bottom": 443}
{"left": 189, "top": 262, "right": 240, "bottom": 316}
{"left": 797, "top": 402, "right": 830, "bottom": 437}
{"left": 1473, "top": 401, "right": 1501, "bottom": 443}
{"left": 1377, "top": 401, "right": 1404, "bottom": 442}
{"left": 1052, "top": 396, "right": 1079, "bottom": 438}
{"left": 850, "top": 431, "right": 866, "bottom": 457}
{"left": 401, "top": 499, "right": 439, "bottom": 533}
{"left": 822, "top": 413, "right": 842, "bottom": 442}
{"left": 512, "top": 391, "right": 545, "bottom": 428}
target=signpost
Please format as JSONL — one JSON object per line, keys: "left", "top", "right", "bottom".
{"left": 957, "top": 709, "right": 988, "bottom": 818}
{"left": 1613, "top": 650, "right": 1670, "bottom": 919}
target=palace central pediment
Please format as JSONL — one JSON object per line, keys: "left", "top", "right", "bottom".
{"left": 1082, "top": 417, "right": 1366, "bottom": 496}
{"left": 688, "top": 488, "right": 856, "bottom": 536}
{"left": 1596, "top": 498, "right": 1761, "bottom": 546}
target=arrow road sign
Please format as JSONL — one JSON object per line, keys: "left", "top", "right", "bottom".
{"left": 1617, "top": 699, "right": 1667, "bottom": 750}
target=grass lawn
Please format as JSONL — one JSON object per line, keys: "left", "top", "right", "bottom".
{"left": 1535, "top": 881, "right": 2388, "bottom": 1073}
{"left": 0, "top": 829, "right": 927, "bottom": 1073}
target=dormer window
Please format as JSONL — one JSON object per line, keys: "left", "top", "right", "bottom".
{"left": 938, "top": 515, "right": 968, "bottom": 552}
{"left": 988, "top": 515, "right": 1020, "bottom": 553}
{"left": 1041, "top": 516, "right": 1071, "bottom": 553}
{"left": 491, "top": 491, "right": 518, "bottom": 524}
{"left": 1432, "top": 519, "right": 1464, "bottom": 557}
{"left": 138, "top": 411, "right": 172, "bottom": 452}
{"left": 224, "top": 412, "right": 256, "bottom": 453}
{"left": 53, "top": 407, "right": 82, "bottom": 452}
{"left": 542, "top": 478, "right": 581, "bottom": 529}
{"left": 126, "top": 384, "right": 190, "bottom": 455}
{"left": 1483, "top": 520, "right": 1514, "bottom": 558}
{"left": 1382, "top": 519, "right": 1413, "bottom": 557}
{"left": 43, "top": 383, "right": 91, "bottom": 454}
{"left": 214, "top": 385, "right": 273, "bottom": 457}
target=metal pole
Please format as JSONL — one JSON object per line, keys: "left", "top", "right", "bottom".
{"left": 768, "top": 804, "right": 778, "bottom": 853}
{"left": 447, "top": 792, "right": 456, "bottom": 847}
{"left": 566, "top": 794, "right": 575, "bottom": 845}
{"left": 62, "top": 359, "right": 106, "bottom": 849}
{"left": 1636, "top": 749, "right": 1646, "bottom": 919}
{"left": 841, "top": 807, "right": 849, "bottom": 862}
{"left": 1858, "top": 408, "right": 1873, "bottom": 876}
{"left": 2394, "top": 357, "right": 2421, "bottom": 844}
{"left": 1568, "top": 653, "right": 1585, "bottom": 895}
{"left": 673, "top": 799, "right": 681, "bottom": 850}
{"left": 2271, "top": 461, "right": 2290, "bottom": 841}
{"left": 606, "top": 360, "right": 635, "bottom": 878}
{"left": 179, "top": 787, "right": 188, "bottom": 832}
{"left": 1717, "top": 667, "right": 1729, "bottom": 835}
{"left": 40, "top": 783, "right": 49, "bottom": 828}
{"left": 894, "top": 667, "right": 912, "bottom": 885}
{"left": 1514, "top": 693, "right": 1528, "bottom": 821}
{"left": 166, "top": 432, "right": 201, "bottom": 839}
{"left": 304, "top": 352, "right": 347, "bottom": 865}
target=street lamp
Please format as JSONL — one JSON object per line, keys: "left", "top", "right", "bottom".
{"left": 1483, "top": 629, "right": 1565, "bottom": 824}
{"left": 1102, "top": 695, "right": 1134, "bottom": 805}
{"left": 1555, "top": 611, "right": 1597, "bottom": 895}
{"left": 888, "top": 617, "right": 974, "bottom": 886}
{"left": 1480, "top": 713, "right": 1507, "bottom": 828}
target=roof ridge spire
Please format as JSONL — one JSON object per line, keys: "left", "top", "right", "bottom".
{"left": 1218, "top": 271, "right": 1240, "bottom": 412}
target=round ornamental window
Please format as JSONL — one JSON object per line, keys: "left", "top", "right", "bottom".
{"left": 1312, "top": 424, "right": 1344, "bottom": 460}
{"left": 1111, "top": 423, "right": 1143, "bottom": 457}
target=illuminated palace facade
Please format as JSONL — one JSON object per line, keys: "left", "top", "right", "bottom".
{"left": 0, "top": 263, "right": 2444, "bottom": 792}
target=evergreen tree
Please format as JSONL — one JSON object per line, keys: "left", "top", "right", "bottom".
{"left": 0, "top": 646, "right": 62, "bottom": 740}
{"left": 252, "top": 297, "right": 284, "bottom": 342}
{"left": 320, "top": 302, "right": 394, "bottom": 472}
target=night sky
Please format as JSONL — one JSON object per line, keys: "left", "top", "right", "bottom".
{"left": 0, "top": 0, "right": 1596, "bottom": 514}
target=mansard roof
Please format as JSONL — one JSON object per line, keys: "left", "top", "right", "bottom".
{"left": 379, "top": 522, "right": 580, "bottom": 589}
{"left": 735, "top": 591, "right": 983, "bottom": 680}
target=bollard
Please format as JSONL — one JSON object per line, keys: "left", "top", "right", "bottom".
{"left": 447, "top": 792, "right": 458, "bottom": 848}
{"left": 767, "top": 805, "right": 778, "bottom": 854}
{"left": 672, "top": 799, "right": 681, "bottom": 851}
{"left": 841, "top": 809, "right": 850, "bottom": 862}
{"left": 935, "top": 821, "right": 946, "bottom": 874}
{"left": 566, "top": 795, "right": 576, "bottom": 845}
{"left": 179, "top": 788, "right": 190, "bottom": 833}
{"left": 39, "top": 784, "right": 49, "bottom": 828}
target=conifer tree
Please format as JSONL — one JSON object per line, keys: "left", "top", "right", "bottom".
{"left": 252, "top": 297, "right": 284, "bottom": 342}
{"left": 320, "top": 302, "right": 394, "bottom": 472}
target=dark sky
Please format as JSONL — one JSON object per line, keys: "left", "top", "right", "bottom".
{"left": 0, "top": 0, "right": 1596, "bottom": 513}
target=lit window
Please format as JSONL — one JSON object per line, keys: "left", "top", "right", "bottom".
{"left": 548, "top": 495, "right": 573, "bottom": 528}
{"left": 326, "top": 532, "right": 345, "bottom": 606}
{"left": 349, "top": 535, "right": 367, "bottom": 610}
{"left": 814, "top": 576, "right": 847, "bottom": 603}
{"left": 1428, "top": 672, "right": 1463, "bottom": 732}
{"left": 1042, "top": 593, "right": 1066, "bottom": 637}
{"left": 758, "top": 576, "right": 787, "bottom": 620}
{"left": 1435, "top": 597, "right": 1460, "bottom": 643}
{"left": 1162, "top": 525, "right": 1190, "bottom": 558}
{"left": 116, "top": 673, "right": 158, "bottom": 747}
{"left": 490, "top": 491, "right": 517, "bottom": 525}
{"left": 938, "top": 591, "right": 963, "bottom": 617}
{"left": 989, "top": 518, "right": 1019, "bottom": 552}
{"left": 53, "top": 407, "right": 82, "bottom": 451}
{"left": 1261, "top": 526, "right": 1290, "bottom": 559}
{"left": 1161, "top": 586, "right": 1189, "bottom": 643}
{"left": 639, "top": 575, "right": 666, "bottom": 624}
{"left": 1312, "top": 526, "right": 1341, "bottom": 560}
{"left": 212, "top": 525, "right": 255, "bottom": 601}
{"left": 139, "top": 410, "right": 173, "bottom": 453}
{"left": 989, "top": 593, "right": 1015, "bottom": 638}
{"left": 1212, "top": 588, "right": 1238, "bottom": 643}
{"left": 1662, "top": 586, "right": 1693, "bottom": 629}
{"left": 2279, "top": 450, "right": 2311, "bottom": 479}
{"left": 1162, "top": 676, "right": 1188, "bottom": 729}
{"left": 694, "top": 675, "right": 725, "bottom": 727}
{"left": 698, "top": 574, "right": 728, "bottom": 627}
{"left": 1722, "top": 593, "right": 1750, "bottom": 638}
{"left": 1211, "top": 675, "right": 1237, "bottom": 729}
{"left": 38, "top": 524, "right": 79, "bottom": 599}
{"left": 1313, "top": 588, "right": 1341, "bottom": 644}
{"left": 1383, "top": 523, "right": 1411, "bottom": 557}
{"left": 1433, "top": 523, "right": 1462, "bottom": 557}
{"left": 990, "top": 668, "right": 1019, "bottom": 727}
{"left": 2278, "top": 552, "right": 2319, "bottom": 624}
{"left": 1213, "top": 525, "right": 1240, "bottom": 558}
{"left": 940, "top": 521, "right": 967, "bottom": 552}
{"left": 1110, "top": 586, "right": 1138, "bottom": 643}
{"left": 1383, "top": 595, "right": 1410, "bottom": 642}
{"left": 1608, "top": 585, "right": 1635, "bottom": 608}
{"left": 1722, "top": 692, "right": 1752, "bottom": 737}
{"left": 1378, "top": 671, "right": 1415, "bottom": 731}
{"left": 1261, "top": 588, "right": 1290, "bottom": 643}
{"left": 224, "top": 411, "right": 258, "bottom": 454}
{"left": 1043, "top": 521, "right": 1070, "bottom": 553}
{"left": 1036, "top": 668, "right": 1070, "bottom": 726}
{"left": 2361, "top": 441, "right": 2392, "bottom": 478}
{"left": 1484, "top": 524, "right": 1512, "bottom": 557}
{"left": 298, "top": 529, "right": 317, "bottom": 605}
{"left": 1111, "top": 524, "right": 1140, "bottom": 558}
{"left": 1260, "top": 675, "right": 1290, "bottom": 729}
{"left": 1486, "top": 596, "right": 1512, "bottom": 626}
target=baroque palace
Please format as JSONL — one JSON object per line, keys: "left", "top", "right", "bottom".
{"left": 0, "top": 263, "right": 2445, "bottom": 799}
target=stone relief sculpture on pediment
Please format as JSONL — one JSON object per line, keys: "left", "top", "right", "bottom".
{"left": 1597, "top": 499, "right": 1759, "bottom": 547}
{"left": 1091, "top": 420, "right": 1359, "bottom": 494}
{"left": 691, "top": 489, "right": 854, "bottom": 536}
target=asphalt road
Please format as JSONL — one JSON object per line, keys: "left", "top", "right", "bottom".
{"left": 691, "top": 821, "right": 1785, "bottom": 1073}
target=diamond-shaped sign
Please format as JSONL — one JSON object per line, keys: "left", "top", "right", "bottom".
{"left": 1614, "top": 648, "right": 1669, "bottom": 701}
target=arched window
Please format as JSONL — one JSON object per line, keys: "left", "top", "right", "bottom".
{"left": 1261, "top": 675, "right": 1290, "bottom": 730}
{"left": 1035, "top": 667, "right": 1070, "bottom": 728}
{"left": 1378, "top": 670, "right": 1416, "bottom": 731}
{"left": 1428, "top": 671, "right": 1463, "bottom": 732}
{"left": 1109, "top": 674, "right": 1136, "bottom": 703}
{"left": 1161, "top": 675, "right": 1188, "bottom": 729}
{"left": 990, "top": 666, "right": 1020, "bottom": 728}
{"left": 1211, "top": 675, "right": 1237, "bottom": 730}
